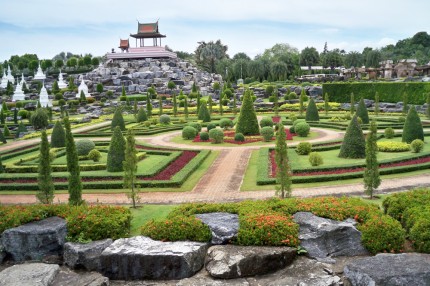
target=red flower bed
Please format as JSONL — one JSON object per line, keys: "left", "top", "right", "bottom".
{"left": 144, "top": 150, "right": 198, "bottom": 180}
{"left": 272, "top": 116, "right": 281, "bottom": 123}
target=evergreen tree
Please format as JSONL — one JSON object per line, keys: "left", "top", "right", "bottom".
{"left": 219, "top": 91, "right": 224, "bottom": 115}
{"left": 374, "top": 92, "right": 380, "bottom": 116}
{"left": 3, "top": 124, "right": 10, "bottom": 137}
{"left": 364, "top": 120, "right": 380, "bottom": 199}
{"left": 31, "top": 108, "right": 49, "bottom": 130}
{"left": 15, "top": 122, "right": 28, "bottom": 138}
{"left": 64, "top": 117, "right": 83, "bottom": 206}
{"left": 52, "top": 80, "right": 59, "bottom": 94}
{"left": 2, "top": 102, "right": 8, "bottom": 112}
{"left": 51, "top": 120, "right": 66, "bottom": 147}
{"left": 426, "top": 92, "right": 430, "bottom": 119}
{"left": 137, "top": 107, "right": 148, "bottom": 123}
{"left": 402, "top": 92, "right": 408, "bottom": 115}
{"left": 37, "top": 101, "right": 42, "bottom": 109}
{"left": 233, "top": 93, "right": 237, "bottom": 115}
{"left": 133, "top": 100, "right": 138, "bottom": 118}
{"left": 172, "top": 92, "right": 178, "bottom": 117}
{"left": 350, "top": 92, "right": 355, "bottom": 115}
{"left": 196, "top": 92, "right": 201, "bottom": 115}
{"left": 402, "top": 105, "right": 424, "bottom": 143}
{"left": 356, "top": 98, "right": 369, "bottom": 124}
{"left": 235, "top": 89, "right": 260, "bottom": 135}
{"left": 107, "top": 126, "right": 126, "bottom": 172}
{"left": 0, "top": 128, "right": 6, "bottom": 143}
{"left": 0, "top": 109, "right": 4, "bottom": 125}
{"left": 273, "top": 89, "right": 279, "bottom": 116}
{"left": 13, "top": 108, "right": 18, "bottom": 124}
{"left": 339, "top": 115, "right": 366, "bottom": 159}
{"left": 299, "top": 88, "right": 305, "bottom": 116}
{"left": 0, "top": 155, "right": 4, "bottom": 173}
{"left": 198, "top": 102, "right": 211, "bottom": 122}
{"left": 79, "top": 90, "right": 87, "bottom": 104}
{"left": 68, "top": 77, "right": 76, "bottom": 90}
{"left": 305, "top": 98, "right": 319, "bottom": 122}
{"left": 146, "top": 93, "right": 152, "bottom": 118}
{"left": 324, "top": 93, "right": 330, "bottom": 116}
{"left": 184, "top": 96, "right": 189, "bottom": 119}
{"left": 121, "top": 84, "right": 126, "bottom": 98}
{"left": 275, "top": 123, "right": 292, "bottom": 198}
{"left": 37, "top": 130, "right": 55, "bottom": 204}
{"left": 167, "top": 81, "right": 177, "bottom": 116}
{"left": 111, "top": 108, "right": 125, "bottom": 131}
{"left": 123, "top": 129, "right": 140, "bottom": 208}
{"left": 47, "top": 107, "right": 53, "bottom": 122}
{"left": 207, "top": 96, "right": 213, "bottom": 115}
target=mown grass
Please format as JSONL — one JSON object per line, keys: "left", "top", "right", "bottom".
{"left": 130, "top": 204, "right": 176, "bottom": 235}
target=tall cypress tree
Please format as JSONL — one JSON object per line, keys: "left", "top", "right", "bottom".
{"left": 184, "top": 96, "right": 189, "bottom": 119}
{"left": 13, "top": 108, "right": 18, "bottom": 124}
{"left": 158, "top": 94, "right": 163, "bottom": 116}
{"left": 305, "top": 98, "right": 319, "bottom": 122}
{"left": 339, "top": 115, "right": 365, "bottom": 159}
{"left": 172, "top": 92, "right": 178, "bottom": 117}
{"left": 364, "top": 120, "right": 380, "bottom": 199}
{"left": 107, "top": 126, "right": 126, "bottom": 172}
{"left": 275, "top": 123, "right": 292, "bottom": 198}
{"left": 208, "top": 96, "right": 213, "bottom": 115}
{"left": 133, "top": 100, "right": 138, "bottom": 118}
{"left": 350, "top": 92, "right": 355, "bottom": 115}
{"left": 37, "top": 130, "right": 55, "bottom": 204}
{"left": 0, "top": 109, "right": 4, "bottom": 125}
{"left": 219, "top": 92, "right": 224, "bottom": 115}
{"left": 146, "top": 93, "right": 152, "bottom": 118}
{"left": 273, "top": 89, "right": 279, "bottom": 116}
{"left": 0, "top": 155, "right": 4, "bottom": 173}
{"left": 64, "top": 117, "right": 83, "bottom": 205}
{"left": 324, "top": 93, "right": 330, "bottom": 116}
{"left": 356, "top": 98, "right": 369, "bottom": 124}
{"left": 3, "top": 124, "right": 10, "bottom": 137}
{"left": 235, "top": 89, "right": 259, "bottom": 135}
{"left": 123, "top": 129, "right": 140, "bottom": 208}
{"left": 402, "top": 92, "right": 408, "bottom": 115}
{"left": 426, "top": 92, "right": 430, "bottom": 119}
{"left": 196, "top": 92, "right": 201, "bottom": 115}
{"left": 233, "top": 93, "right": 237, "bottom": 115}
{"left": 111, "top": 108, "right": 125, "bottom": 131}
{"left": 299, "top": 88, "right": 305, "bottom": 116}
{"left": 374, "top": 92, "right": 380, "bottom": 116}
{"left": 0, "top": 128, "right": 6, "bottom": 144}
{"left": 51, "top": 120, "right": 66, "bottom": 148}
{"left": 402, "top": 105, "right": 424, "bottom": 143}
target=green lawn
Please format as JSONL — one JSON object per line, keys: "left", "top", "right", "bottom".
{"left": 130, "top": 204, "right": 176, "bottom": 235}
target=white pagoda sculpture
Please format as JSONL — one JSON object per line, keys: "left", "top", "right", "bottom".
{"left": 76, "top": 77, "right": 90, "bottom": 98}
{"left": 12, "top": 79, "right": 25, "bottom": 101}
{"left": 34, "top": 62, "right": 46, "bottom": 80}
{"left": 6, "top": 65, "right": 14, "bottom": 84}
{"left": 57, "top": 70, "right": 68, "bottom": 89}
{"left": 0, "top": 70, "right": 8, "bottom": 88}
{"left": 39, "top": 83, "right": 52, "bottom": 107}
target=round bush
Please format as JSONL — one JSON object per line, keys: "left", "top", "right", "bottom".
{"left": 296, "top": 142, "right": 312, "bottom": 155}
{"left": 49, "top": 150, "right": 56, "bottom": 162}
{"left": 234, "top": 133, "right": 245, "bottom": 142}
{"left": 289, "top": 125, "right": 295, "bottom": 134}
{"left": 398, "top": 116, "right": 406, "bottom": 123}
{"left": 308, "top": 152, "right": 323, "bottom": 166}
{"left": 76, "top": 139, "right": 95, "bottom": 156}
{"left": 377, "top": 141, "right": 410, "bottom": 152}
{"left": 144, "top": 121, "right": 151, "bottom": 127}
{"left": 88, "top": 149, "right": 102, "bottom": 162}
{"left": 409, "top": 217, "right": 430, "bottom": 253}
{"left": 18, "top": 110, "right": 29, "bottom": 119}
{"left": 199, "top": 131, "right": 209, "bottom": 141}
{"left": 206, "top": 123, "right": 216, "bottom": 132}
{"left": 182, "top": 126, "right": 197, "bottom": 140}
{"left": 187, "top": 122, "right": 202, "bottom": 132}
{"left": 294, "top": 122, "right": 310, "bottom": 137}
{"left": 209, "top": 128, "right": 224, "bottom": 144}
{"left": 259, "top": 117, "right": 274, "bottom": 128}
{"left": 219, "top": 118, "right": 234, "bottom": 130}
{"left": 384, "top": 127, "right": 395, "bottom": 139}
{"left": 410, "top": 139, "right": 424, "bottom": 153}
{"left": 260, "top": 126, "right": 274, "bottom": 142}
{"left": 293, "top": 119, "right": 305, "bottom": 127}
{"left": 159, "top": 114, "right": 171, "bottom": 125}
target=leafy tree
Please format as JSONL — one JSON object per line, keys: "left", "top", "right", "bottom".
{"left": 37, "top": 130, "right": 55, "bottom": 204}
{"left": 345, "top": 51, "right": 363, "bottom": 68}
{"left": 270, "top": 61, "right": 288, "bottom": 81}
{"left": 235, "top": 89, "right": 259, "bottom": 135}
{"left": 195, "top": 40, "right": 228, "bottom": 73}
{"left": 31, "top": 108, "right": 49, "bottom": 130}
{"left": 111, "top": 108, "right": 125, "bottom": 131}
{"left": 426, "top": 93, "right": 430, "bottom": 119}
{"left": 55, "top": 59, "right": 64, "bottom": 69}
{"left": 137, "top": 107, "right": 148, "bottom": 123}
{"left": 198, "top": 102, "right": 211, "bottom": 122}
{"left": 299, "top": 88, "right": 306, "bottom": 116}
{"left": 0, "top": 128, "right": 6, "bottom": 143}
{"left": 305, "top": 98, "right": 319, "bottom": 122}
{"left": 123, "top": 129, "right": 140, "bottom": 208}
{"left": 364, "top": 120, "right": 380, "bottom": 199}
{"left": 375, "top": 92, "right": 380, "bottom": 116}
{"left": 324, "top": 49, "right": 344, "bottom": 72}
{"left": 356, "top": 98, "right": 369, "bottom": 124}
{"left": 64, "top": 117, "right": 83, "bottom": 206}
{"left": 365, "top": 50, "right": 381, "bottom": 68}
{"left": 350, "top": 92, "right": 355, "bottom": 115}
{"left": 324, "top": 93, "right": 330, "bottom": 116}
{"left": 300, "top": 47, "right": 320, "bottom": 71}
{"left": 339, "top": 115, "right": 365, "bottom": 159}
{"left": 91, "top": 57, "right": 100, "bottom": 66}
{"left": 107, "top": 126, "right": 126, "bottom": 172}
{"left": 402, "top": 106, "right": 424, "bottom": 143}
{"left": 275, "top": 123, "right": 292, "bottom": 198}
{"left": 96, "top": 83, "right": 104, "bottom": 93}
{"left": 50, "top": 120, "right": 66, "bottom": 147}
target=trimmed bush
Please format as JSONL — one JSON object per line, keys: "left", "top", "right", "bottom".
{"left": 234, "top": 133, "right": 245, "bottom": 142}
{"left": 377, "top": 141, "right": 410, "bottom": 152}
{"left": 259, "top": 117, "right": 274, "bottom": 128}
{"left": 197, "top": 102, "right": 211, "bottom": 122}
{"left": 410, "top": 139, "right": 425, "bottom": 153}
{"left": 355, "top": 98, "right": 369, "bottom": 124}
{"left": 339, "top": 115, "right": 365, "bottom": 159}
{"left": 30, "top": 108, "right": 49, "bottom": 130}
{"left": 107, "top": 126, "right": 126, "bottom": 172}
{"left": 294, "top": 122, "right": 310, "bottom": 137}
{"left": 187, "top": 122, "right": 202, "bottom": 132}
{"left": 260, "top": 126, "right": 274, "bottom": 142}
{"left": 75, "top": 139, "right": 95, "bottom": 156}
{"left": 402, "top": 106, "right": 424, "bottom": 143}
{"left": 296, "top": 142, "right": 312, "bottom": 155}
{"left": 409, "top": 217, "right": 430, "bottom": 253}
{"left": 51, "top": 120, "right": 66, "bottom": 148}
{"left": 159, "top": 114, "right": 171, "bottom": 125}
{"left": 182, "top": 126, "right": 197, "bottom": 140}
{"left": 199, "top": 131, "right": 209, "bottom": 141}
{"left": 88, "top": 149, "right": 101, "bottom": 162}
{"left": 382, "top": 188, "right": 430, "bottom": 221}
{"left": 309, "top": 152, "right": 323, "bottom": 166}
{"left": 136, "top": 107, "right": 148, "bottom": 123}
{"left": 209, "top": 128, "right": 224, "bottom": 144}
{"left": 305, "top": 98, "right": 319, "bottom": 122}
{"left": 384, "top": 127, "right": 395, "bottom": 139}
{"left": 206, "top": 123, "right": 216, "bottom": 132}
{"left": 0, "top": 129, "right": 5, "bottom": 143}
{"left": 235, "top": 89, "right": 260, "bottom": 135}
{"left": 111, "top": 108, "right": 125, "bottom": 131}
{"left": 219, "top": 118, "right": 234, "bottom": 130}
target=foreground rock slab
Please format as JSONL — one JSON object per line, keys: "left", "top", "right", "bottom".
{"left": 293, "top": 212, "right": 368, "bottom": 261}
{"left": 0, "top": 263, "right": 59, "bottom": 286}
{"left": 195, "top": 212, "right": 239, "bottom": 244}
{"left": 64, "top": 239, "right": 113, "bottom": 271}
{"left": 100, "top": 236, "right": 208, "bottom": 280}
{"left": 1, "top": 216, "right": 67, "bottom": 262}
{"left": 344, "top": 253, "right": 430, "bottom": 285}
{"left": 51, "top": 267, "right": 109, "bottom": 286}
{"left": 205, "top": 245, "right": 296, "bottom": 279}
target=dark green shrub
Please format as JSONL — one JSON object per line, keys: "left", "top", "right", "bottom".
{"left": 339, "top": 115, "right": 365, "bottom": 158}
{"left": 382, "top": 188, "right": 430, "bottom": 221}
{"left": 309, "top": 152, "right": 323, "bottom": 166}
{"left": 18, "top": 110, "right": 28, "bottom": 119}
{"left": 289, "top": 125, "right": 295, "bottom": 133}
{"left": 199, "top": 131, "right": 209, "bottom": 141}
{"left": 384, "top": 127, "right": 395, "bottom": 139}
{"left": 409, "top": 217, "right": 430, "bottom": 253}
{"left": 295, "top": 122, "right": 310, "bottom": 137}
{"left": 355, "top": 98, "right": 369, "bottom": 124}
{"left": 30, "top": 108, "right": 49, "bottom": 130}
{"left": 111, "top": 108, "right": 125, "bottom": 131}
{"left": 0, "top": 129, "right": 5, "bottom": 143}
{"left": 235, "top": 89, "right": 260, "bottom": 135}
{"left": 75, "top": 139, "right": 95, "bottom": 156}
{"left": 209, "top": 128, "right": 224, "bottom": 144}
{"left": 107, "top": 126, "right": 126, "bottom": 172}
{"left": 206, "top": 123, "right": 216, "bottom": 132}
{"left": 296, "top": 142, "right": 312, "bottom": 155}
{"left": 187, "top": 122, "right": 202, "bottom": 132}
{"left": 51, "top": 120, "right": 66, "bottom": 148}
{"left": 234, "top": 133, "right": 245, "bottom": 142}
{"left": 410, "top": 139, "right": 424, "bottom": 153}
{"left": 182, "top": 126, "right": 197, "bottom": 140}
{"left": 15, "top": 122, "right": 28, "bottom": 138}
{"left": 305, "top": 98, "right": 319, "bottom": 122}
{"left": 3, "top": 125, "right": 10, "bottom": 137}
{"left": 197, "top": 102, "right": 211, "bottom": 122}
{"left": 402, "top": 106, "right": 424, "bottom": 143}
{"left": 259, "top": 117, "right": 273, "bottom": 128}
{"left": 219, "top": 118, "right": 234, "bottom": 130}
{"left": 136, "top": 107, "right": 148, "bottom": 123}
{"left": 159, "top": 114, "right": 171, "bottom": 125}
{"left": 398, "top": 116, "right": 406, "bottom": 123}
{"left": 88, "top": 149, "right": 102, "bottom": 162}
{"left": 260, "top": 126, "right": 274, "bottom": 142}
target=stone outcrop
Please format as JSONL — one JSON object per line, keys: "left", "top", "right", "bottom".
{"left": 205, "top": 245, "right": 296, "bottom": 279}
{"left": 0, "top": 242, "right": 5, "bottom": 264}
{"left": 293, "top": 212, "right": 368, "bottom": 261}
{"left": 64, "top": 239, "right": 113, "bottom": 271}
{"left": 195, "top": 213, "right": 239, "bottom": 245}
{"left": 0, "top": 263, "right": 60, "bottom": 286}
{"left": 344, "top": 253, "right": 430, "bottom": 286}
{"left": 51, "top": 268, "right": 109, "bottom": 286}
{"left": 1, "top": 216, "right": 67, "bottom": 262}
{"left": 100, "top": 236, "right": 208, "bottom": 280}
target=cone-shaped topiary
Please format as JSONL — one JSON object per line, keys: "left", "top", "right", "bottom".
{"left": 402, "top": 105, "right": 424, "bottom": 143}
{"left": 37, "top": 130, "right": 54, "bottom": 204}
{"left": 51, "top": 120, "right": 66, "bottom": 148}
{"left": 339, "top": 115, "right": 365, "bottom": 158}
{"left": 111, "top": 108, "right": 125, "bottom": 131}
{"left": 235, "top": 89, "right": 259, "bottom": 135}
{"left": 64, "top": 117, "right": 83, "bottom": 206}
{"left": 15, "top": 122, "right": 28, "bottom": 138}
{"left": 136, "top": 107, "right": 148, "bottom": 123}
{"left": 198, "top": 102, "right": 211, "bottom": 122}
{"left": 0, "top": 128, "right": 6, "bottom": 144}
{"left": 305, "top": 98, "right": 319, "bottom": 122}
{"left": 356, "top": 98, "right": 369, "bottom": 124}
{"left": 107, "top": 126, "right": 126, "bottom": 172}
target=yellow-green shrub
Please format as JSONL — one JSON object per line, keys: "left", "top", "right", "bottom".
{"left": 377, "top": 141, "right": 410, "bottom": 152}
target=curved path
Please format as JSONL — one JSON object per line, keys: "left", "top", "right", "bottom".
{"left": 0, "top": 122, "right": 430, "bottom": 205}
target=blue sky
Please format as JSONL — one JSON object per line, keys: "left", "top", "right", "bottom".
{"left": 0, "top": 0, "right": 429, "bottom": 61}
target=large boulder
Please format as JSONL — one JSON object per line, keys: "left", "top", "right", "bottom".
{"left": 0, "top": 263, "right": 60, "bottom": 286}
{"left": 1, "top": 216, "right": 67, "bottom": 262}
{"left": 205, "top": 245, "right": 296, "bottom": 279}
{"left": 293, "top": 212, "right": 368, "bottom": 261}
{"left": 195, "top": 213, "right": 239, "bottom": 245}
{"left": 64, "top": 239, "right": 113, "bottom": 271}
{"left": 100, "top": 236, "right": 208, "bottom": 280}
{"left": 0, "top": 241, "right": 5, "bottom": 264}
{"left": 51, "top": 268, "right": 109, "bottom": 286}
{"left": 344, "top": 253, "right": 430, "bottom": 285}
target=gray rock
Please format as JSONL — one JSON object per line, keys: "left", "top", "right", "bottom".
{"left": 344, "top": 253, "right": 430, "bottom": 286}
{"left": 205, "top": 245, "right": 296, "bottom": 279}
{"left": 0, "top": 241, "right": 5, "bottom": 264}
{"left": 1, "top": 216, "right": 67, "bottom": 262}
{"left": 0, "top": 263, "right": 60, "bottom": 286}
{"left": 100, "top": 236, "right": 208, "bottom": 280}
{"left": 64, "top": 239, "right": 113, "bottom": 271}
{"left": 51, "top": 267, "right": 109, "bottom": 286}
{"left": 293, "top": 212, "right": 369, "bottom": 260}
{"left": 195, "top": 212, "right": 239, "bottom": 245}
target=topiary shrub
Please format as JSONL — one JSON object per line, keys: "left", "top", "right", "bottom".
{"left": 111, "top": 108, "right": 125, "bottom": 131}
{"left": 305, "top": 98, "right": 320, "bottom": 122}
{"left": 219, "top": 118, "right": 234, "bottom": 130}
{"left": 259, "top": 117, "right": 274, "bottom": 128}
{"left": 308, "top": 152, "right": 323, "bottom": 166}
{"left": 235, "top": 89, "right": 260, "bottom": 135}
{"left": 402, "top": 106, "right": 424, "bottom": 143}
{"left": 209, "top": 128, "right": 224, "bottom": 144}
{"left": 197, "top": 102, "right": 211, "bottom": 122}
{"left": 51, "top": 120, "right": 66, "bottom": 148}
{"left": 234, "top": 133, "right": 245, "bottom": 142}
{"left": 410, "top": 139, "right": 424, "bottom": 153}
{"left": 296, "top": 142, "right": 312, "bottom": 155}
{"left": 136, "top": 107, "right": 148, "bottom": 123}
{"left": 199, "top": 131, "right": 209, "bottom": 141}
{"left": 260, "top": 126, "right": 274, "bottom": 142}
{"left": 289, "top": 125, "right": 296, "bottom": 134}
{"left": 187, "top": 122, "right": 202, "bottom": 132}
{"left": 159, "top": 114, "right": 171, "bottom": 125}
{"left": 339, "top": 115, "right": 365, "bottom": 158}
{"left": 75, "top": 139, "right": 95, "bottom": 156}
{"left": 294, "top": 122, "right": 310, "bottom": 137}
{"left": 355, "top": 98, "right": 369, "bottom": 124}
{"left": 182, "top": 126, "right": 197, "bottom": 140}
{"left": 107, "top": 126, "right": 126, "bottom": 172}
{"left": 377, "top": 141, "right": 410, "bottom": 152}
{"left": 206, "top": 123, "right": 216, "bottom": 132}
{"left": 384, "top": 127, "right": 395, "bottom": 139}
{"left": 88, "top": 149, "right": 102, "bottom": 162}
